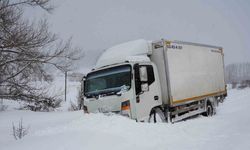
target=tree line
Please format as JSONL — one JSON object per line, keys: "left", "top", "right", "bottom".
{"left": 225, "top": 62, "right": 250, "bottom": 88}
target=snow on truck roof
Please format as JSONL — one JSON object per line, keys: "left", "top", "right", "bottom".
{"left": 94, "top": 39, "right": 223, "bottom": 69}
{"left": 94, "top": 39, "right": 152, "bottom": 69}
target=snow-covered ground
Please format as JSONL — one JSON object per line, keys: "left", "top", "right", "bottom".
{"left": 1, "top": 88, "right": 250, "bottom": 150}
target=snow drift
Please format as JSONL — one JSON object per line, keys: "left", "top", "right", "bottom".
{"left": 1, "top": 88, "right": 250, "bottom": 150}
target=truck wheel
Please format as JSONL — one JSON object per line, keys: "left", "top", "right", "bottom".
{"left": 203, "top": 103, "right": 213, "bottom": 117}
{"left": 148, "top": 108, "right": 166, "bottom": 123}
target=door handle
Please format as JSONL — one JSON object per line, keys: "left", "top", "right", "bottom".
{"left": 154, "top": 96, "right": 159, "bottom": 100}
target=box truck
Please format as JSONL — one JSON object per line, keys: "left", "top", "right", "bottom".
{"left": 81, "top": 39, "right": 227, "bottom": 122}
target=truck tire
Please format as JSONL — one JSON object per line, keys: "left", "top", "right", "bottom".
{"left": 203, "top": 102, "right": 213, "bottom": 117}
{"left": 148, "top": 108, "right": 166, "bottom": 123}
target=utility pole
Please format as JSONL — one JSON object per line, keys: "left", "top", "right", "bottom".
{"left": 65, "top": 71, "right": 67, "bottom": 102}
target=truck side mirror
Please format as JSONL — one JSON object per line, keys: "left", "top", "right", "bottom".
{"left": 140, "top": 66, "right": 149, "bottom": 92}
{"left": 134, "top": 64, "right": 142, "bottom": 95}
{"left": 141, "top": 83, "right": 149, "bottom": 92}
{"left": 134, "top": 64, "right": 149, "bottom": 94}
{"left": 81, "top": 76, "right": 86, "bottom": 98}
{"left": 139, "top": 66, "right": 148, "bottom": 82}
{"left": 79, "top": 76, "right": 86, "bottom": 110}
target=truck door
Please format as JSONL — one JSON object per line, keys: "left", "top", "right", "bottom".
{"left": 134, "top": 64, "right": 162, "bottom": 121}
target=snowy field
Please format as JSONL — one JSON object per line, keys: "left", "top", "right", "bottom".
{"left": 1, "top": 88, "right": 250, "bottom": 150}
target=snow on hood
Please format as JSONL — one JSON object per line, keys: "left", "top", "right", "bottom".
{"left": 94, "top": 39, "right": 152, "bottom": 69}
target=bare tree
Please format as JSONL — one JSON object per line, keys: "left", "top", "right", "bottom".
{"left": 0, "top": 0, "right": 82, "bottom": 110}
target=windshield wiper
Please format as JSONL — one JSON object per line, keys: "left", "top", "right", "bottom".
{"left": 86, "top": 90, "right": 117, "bottom": 99}
{"left": 86, "top": 86, "right": 129, "bottom": 98}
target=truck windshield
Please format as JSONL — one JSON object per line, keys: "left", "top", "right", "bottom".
{"left": 84, "top": 65, "right": 131, "bottom": 97}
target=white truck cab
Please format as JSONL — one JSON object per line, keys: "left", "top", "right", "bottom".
{"left": 82, "top": 39, "right": 227, "bottom": 122}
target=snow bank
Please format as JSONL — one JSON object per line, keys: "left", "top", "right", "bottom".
{"left": 1, "top": 88, "right": 250, "bottom": 150}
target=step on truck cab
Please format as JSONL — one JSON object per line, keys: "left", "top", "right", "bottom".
{"left": 81, "top": 39, "right": 227, "bottom": 122}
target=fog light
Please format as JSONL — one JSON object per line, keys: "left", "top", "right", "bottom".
{"left": 121, "top": 100, "right": 131, "bottom": 117}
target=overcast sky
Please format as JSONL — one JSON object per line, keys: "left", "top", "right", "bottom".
{"left": 27, "top": 0, "right": 250, "bottom": 70}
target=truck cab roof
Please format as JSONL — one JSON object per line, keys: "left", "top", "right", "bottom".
{"left": 94, "top": 39, "right": 152, "bottom": 69}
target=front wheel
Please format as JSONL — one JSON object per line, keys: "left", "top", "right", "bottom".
{"left": 148, "top": 108, "right": 166, "bottom": 123}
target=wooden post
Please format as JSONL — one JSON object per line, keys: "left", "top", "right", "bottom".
{"left": 65, "top": 71, "right": 67, "bottom": 102}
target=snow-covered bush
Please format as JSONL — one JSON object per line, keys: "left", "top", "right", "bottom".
{"left": 12, "top": 119, "right": 29, "bottom": 140}
{"left": 0, "top": 104, "right": 8, "bottom": 111}
{"left": 0, "top": 99, "right": 8, "bottom": 111}
{"left": 68, "top": 101, "right": 79, "bottom": 111}
{"left": 23, "top": 98, "right": 62, "bottom": 112}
